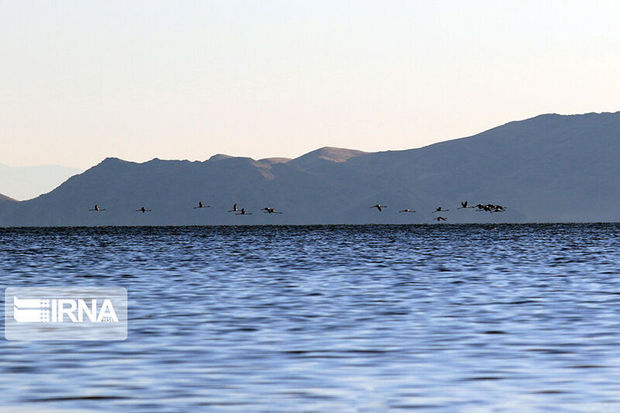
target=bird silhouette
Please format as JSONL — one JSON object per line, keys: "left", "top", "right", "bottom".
{"left": 89, "top": 204, "right": 105, "bottom": 212}
{"left": 194, "top": 201, "right": 210, "bottom": 209}
{"left": 228, "top": 203, "right": 239, "bottom": 212}
{"left": 458, "top": 201, "right": 470, "bottom": 209}
{"left": 236, "top": 208, "right": 252, "bottom": 215}
{"left": 370, "top": 204, "right": 387, "bottom": 212}
{"left": 435, "top": 216, "right": 447, "bottom": 222}
{"left": 136, "top": 206, "right": 152, "bottom": 213}
{"left": 474, "top": 203, "right": 506, "bottom": 213}
{"left": 399, "top": 208, "right": 416, "bottom": 213}
{"left": 262, "top": 207, "right": 283, "bottom": 214}
{"left": 433, "top": 206, "right": 449, "bottom": 213}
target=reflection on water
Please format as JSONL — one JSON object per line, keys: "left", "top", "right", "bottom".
{"left": 0, "top": 224, "right": 619, "bottom": 411}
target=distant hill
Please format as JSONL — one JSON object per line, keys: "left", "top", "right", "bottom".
{"left": 0, "top": 193, "right": 16, "bottom": 203}
{"left": 0, "top": 112, "right": 618, "bottom": 226}
{"left": 0, "top": 164, "right": 81, "bottom": 201}
{"left": 289, "top": 147, "right": 367, "bottom": 165}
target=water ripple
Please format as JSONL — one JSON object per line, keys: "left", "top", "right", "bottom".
{"left": 0, "top": 224, "right": 618, "bottom": 411}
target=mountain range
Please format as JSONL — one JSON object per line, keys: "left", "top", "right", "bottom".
{"left": 0, "top": 112, "right": 618, "bottom": 226}
{"left": 0, "top": 164, "right": 81, "bottom": 201}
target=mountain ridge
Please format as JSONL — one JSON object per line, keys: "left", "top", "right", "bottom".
{"left": 0, "top": 193, "right": 16, "bottom": 203}
{"left": 1, "top": 112, "right": 618, "bottom": 226}
{"left": 0, "top": 163, "right": 82, "bottom": 201}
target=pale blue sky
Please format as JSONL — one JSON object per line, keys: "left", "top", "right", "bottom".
{"left": 1, "top": 0, "right": 619, "bottom": 168}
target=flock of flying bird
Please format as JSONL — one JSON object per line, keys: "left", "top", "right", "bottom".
{"left": 89, "top": 202, "right": 280, "bottom": 216}
{"left": 89, "top": 200, "right": 506, "bottom": 222}
{"left": 369, "top": 201, "right": 506, "bottom": 222}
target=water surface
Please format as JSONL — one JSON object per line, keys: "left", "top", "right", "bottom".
{"left": 0, "top": 224, "right": 619, "bottom": 411}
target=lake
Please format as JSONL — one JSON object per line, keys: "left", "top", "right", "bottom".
{"left": 0, "top": 224, "right": 619, "bottom": 411}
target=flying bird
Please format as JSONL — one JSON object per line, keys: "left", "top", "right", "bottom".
{"left": 458, "top": 201, "right": 470, "bottom": 209}
{"left": 136, "top": 206, "right": 152, "bottom": 213}
{"left": 399, "top": 209, "right": 416, "bottom": 213}
{"left": 228, "top": 203, "right": 239, "bottom": 212}
{"left": 435, "top": 216, "right": 447, "bottom": 222}
{"left": 370, "top": 204, "right": 387, "bottom": 212}
{"left": 433, "top": 207, "right": 449, "bottom": 213}
{"left": 262, "top": 207, "right": 283, "bottom": 214}
{"left": 236, "top": 208, "right": 252, "bottom": 215}
{"left": 475, "top": 203, "right": 506, "bottom": 213}
{"left": 89, "top": 204, "right": 105, "bottom": 212}
{"left": 194, "top": 201, "right": 210, "bottom": 209}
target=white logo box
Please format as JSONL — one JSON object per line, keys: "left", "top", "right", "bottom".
{"left": 5, "top": 287, "right": 127, "bottom": 341}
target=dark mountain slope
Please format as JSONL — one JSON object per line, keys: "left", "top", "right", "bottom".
{"left": 0, "top": 193, "right": 16, "bottom": 203}
{"left": 0, "top": 112, "right": 618, "bottom": 226}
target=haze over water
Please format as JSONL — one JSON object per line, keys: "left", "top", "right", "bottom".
{"left": 0, "top": 224, "right": 619, "bottom": 411}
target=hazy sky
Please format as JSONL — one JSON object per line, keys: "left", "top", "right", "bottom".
{"left": 1, "top": 1, "right": 619, "bottom": 169}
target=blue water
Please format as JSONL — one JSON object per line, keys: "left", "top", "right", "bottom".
{"left": 0, "top": 224, "right": 619, "bottom": 412}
